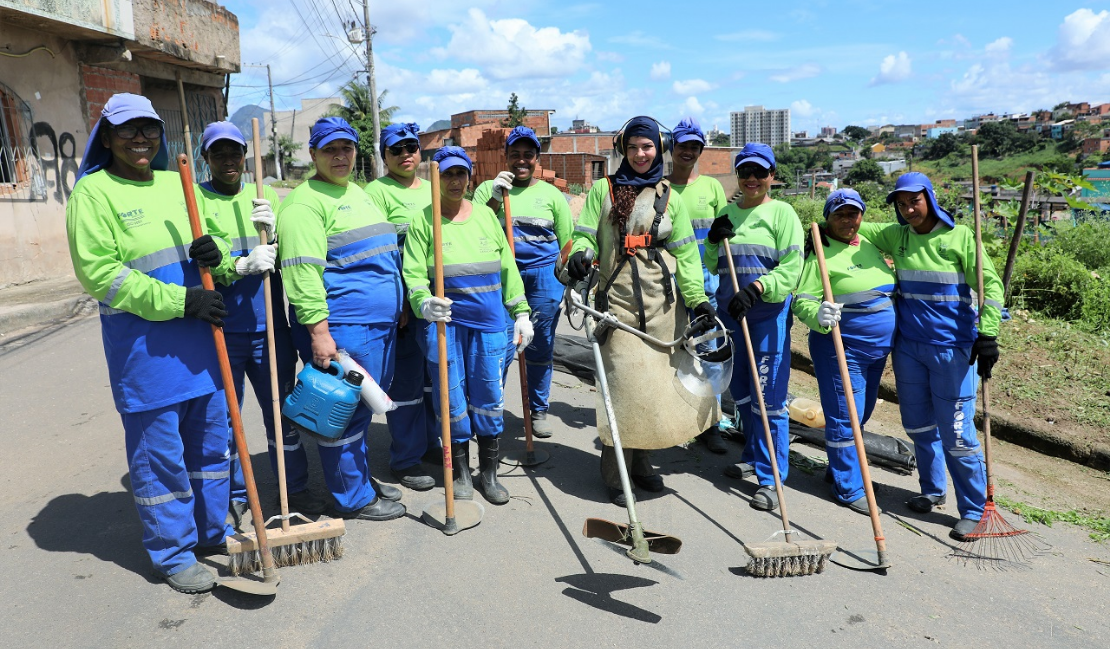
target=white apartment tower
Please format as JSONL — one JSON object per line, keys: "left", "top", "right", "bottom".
{"left": 730, "top": 105, "right": 791, "bottom": 148}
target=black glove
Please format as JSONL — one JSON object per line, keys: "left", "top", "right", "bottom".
{"left": 969, "top": 334, "right": 999, "bottom": 380}
{"left": 567, "top": 250, "right": 592, "bottom": 281}
{"left": 726, "top": 282, "right": 763, "bottom": 322}
{"left": 706, "top": 215, "right": 735, "bottom": 245}
{"left": 688, "top": 301, "right": 718, "bottom": 336}
{"left": 693, "top": 300, "right": 717, "bottom": 321}
{"left": 189, "top": 235, "right": 222, "bottom": 268}
{"left": 184, "top": 287, "right": 227, "bottom": 327}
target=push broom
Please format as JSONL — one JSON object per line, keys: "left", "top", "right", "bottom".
{"left": 177, "top": 153, "right": 278, "bottom": 596}
{"left": 722, "top": 240, "right": 836, "bottom": 576}
{"left": 226, "top": 119, "right": 346, "bottom": 574}
{"left": 956, "top": 146, "right": 1048, "bottom": 567}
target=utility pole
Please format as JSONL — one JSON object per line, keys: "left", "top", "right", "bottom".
{"left": 243, "top": 63, "right": 283, "bottom": 181}
{"left": 363, "top": 0, "right": 382, "bottom": 180}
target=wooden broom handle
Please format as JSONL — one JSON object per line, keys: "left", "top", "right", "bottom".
{"left": 503, "top": 194, "right": 535, "bottom": 451}
{"left": 431, "top": 163, "right": 456, "bottom": 518}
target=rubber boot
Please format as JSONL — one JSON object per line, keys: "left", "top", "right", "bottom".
{"left": 476, "top": 435, "right": 510, "bottom": 505}
{"left": 451, "top": 440, "right": 474, "bottom": 501}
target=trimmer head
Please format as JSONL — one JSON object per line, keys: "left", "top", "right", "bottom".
{"left": 583, "top": 518, "right": 683, "bottom": 555}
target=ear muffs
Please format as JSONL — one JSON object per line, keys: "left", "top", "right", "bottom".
{"left": 612, "top": 116, "right": 673, "bottom": 156}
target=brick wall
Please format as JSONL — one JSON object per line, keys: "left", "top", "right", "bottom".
{"left": 698, "top": 147, "right": 744, "bottom": 175}
{"left": 538, "top": 153, "right": 606, "bottom": 187}
{"left": 81, "top": 64, "right": 142, "bottom": 131}
{"left": 549, "top": 133, "right": 616, "bottom": 156}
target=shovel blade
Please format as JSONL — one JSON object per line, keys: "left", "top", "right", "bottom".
{"left": 582, "top": 518, "right": 683, "bottom": 554}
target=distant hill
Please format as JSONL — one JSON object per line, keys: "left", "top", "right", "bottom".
{"left": 229, "top": 104, "right": 266, "bottom": 138}
{"left": 424, "top": 119, "right": 450, "bottom": 133}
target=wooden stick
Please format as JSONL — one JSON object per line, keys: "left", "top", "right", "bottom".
{"left": 502, "top": 194, "right": 535, "bottom": 453}
{"left": 251, "top": 118, "right": 290, "bottom": 533}
{"left": 1001, "top": 170, "right": 1035, "bottom": 299}
{"left": 431, "top": 162, "right": 457, "bottom": 524}
{"left": 175, "top": 73, "right": 195, "bottom": 176}
{"left": 176, "top": 154, "right": 276, "bottom": 582}
{"left": 970, "top": 145, "right": 996, "bottom": 502}
{"left": 809, "top": 222, "right": 887, "bottom": 564}
{"left": 722, "top": 247, "right": 792, "bottom": 543}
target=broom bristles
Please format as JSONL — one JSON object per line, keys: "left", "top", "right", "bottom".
{"left": 228, "top": 536, "right": 344, "bottom": 576}
{"left": 953, "top": 502, "right": 1050, "bottom": 569}
{"left": 744, "top": 540, "right": 838, "bottom": 578}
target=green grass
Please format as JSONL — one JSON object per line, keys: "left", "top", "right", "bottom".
{"left": 914, "top": 147, "right": 1061, "bottom": 182}
{"left": 995, "top": 496, "right": 1110, "bottom": 542}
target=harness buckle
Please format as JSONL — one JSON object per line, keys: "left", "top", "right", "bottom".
{"left": 624, "top": 233, "right": 652, "bottom": 255}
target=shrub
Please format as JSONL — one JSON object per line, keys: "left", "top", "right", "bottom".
{"left": 1080, "top": 274, "right": 1110, "bottom": 332}
{"left": 1008, "top": 247, "right": 1090, "bottom": 321}
{"left": 1050, "top": 221, "right": 1110, "bottom": 270}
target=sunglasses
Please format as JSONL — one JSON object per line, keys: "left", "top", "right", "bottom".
{"left": 736, "top": 165, "right": 771, "bottom": 180}
{"left": 112, "top": 123, "right": 163, "bottom": 140}
{"left": 388, "top": 142, "right": 420, "bottom": 156}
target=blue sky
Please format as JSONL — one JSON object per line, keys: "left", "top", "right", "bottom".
{"left": 225, "top": 1, "right": 1110, "bottom": 134}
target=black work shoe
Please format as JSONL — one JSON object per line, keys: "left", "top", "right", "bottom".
{"left": 698, "top": 428, "right": 728, "bottom": 454}
{"left": 632, "top": 473, "right": 664, "bottom": 492}
{"left": 286, "top": 489, "right": 329, "bottom": 515}
{"left": 844, "top": 497, "right": 870, "bottom": 515}
{"left": 392, "top": 465, "right": 435, "bottom": 491}
{"left": 906, "top": 493, "right": 946, "bottom": 513}
{"left": 609, "top": 487, "right": 631, "bottom": 507}
{"left": 724, "top": 462, "right": 755, "bottom": 480}
{"left": 751, "top": 486, "right": 779, "bottom": 511}
{"left": 950, "top": 517, "right": 979, "bottom": 542}
{"left": 163, "top": 563, "right": 215, "bottom": 594}
{"left": 228, "top": 499, "right": 249, "bottom": 532}
{"left": 530, "top": 411, "right": 554, "bottom": 439}
{"left": 345, "top": 496, "right": 406, "bottom": 521}
{"left": 195, "top": 543, "right": 228, "bottom": 557}
{"left": 371, "top": 479, "right": 402, "bottom": 502}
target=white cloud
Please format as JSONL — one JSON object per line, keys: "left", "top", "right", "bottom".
{"left": 769, "top": 64, "right": 821, "bottom": 83}
{"left": 650, "top": 61, "right": 671, "bottom": 81}
{"left": 672, "top": 78, "right": 714, "bottom": 94}
{"left": 1050, "top": 9, "right": 1110, "bottom": 71}
{"left": 985, "top": 37, "right": 1013, "bottom": 57}
{"left": 433, "top": 9, "right": 591, "bottom": 80}
{"left": 715, "top": 30, "right": 779, "bottom": 43}
{"left": 791, "top": 100, "right": 816, "bottom": 117}
{"left": 609, "top": 31, "right": 671, "bottom": 49}
{"left": 870, "top": 51, "right": 912, "bottom": 85}
{"left": 684, "top": 96, "right": 705, "bottom": 114}
{"left": 425, "top": 68, "right": 489, "bottom": 94}
{"left": 595, "top": 51, "right": 625, "bottom": 63}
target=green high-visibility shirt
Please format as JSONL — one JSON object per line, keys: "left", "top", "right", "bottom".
{"left": 670, "top": 174, "right": 728, "bottom": 257}
{"left": 364, "top": 175, "right": 432, "bottom": 243}
{"left": 472, "top": 179, "right": 573, "bottom": 269}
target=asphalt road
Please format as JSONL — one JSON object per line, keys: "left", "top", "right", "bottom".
{"left": 1, "top": 315, "right": 1108, "bottom": 648}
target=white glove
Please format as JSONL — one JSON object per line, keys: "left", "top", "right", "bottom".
{"left": 491, "top": 171, "right": 515, "bottom": 202}
{"left": 235, "top": 244, "right": 277, "bottom": 275}
{"left": 251, "top": 199, "right": 275, "bottom": 241}
{"left": 817, "top": 300, "right": 842, "bottom": 329}
{"left": 513, "top": 313, "right": 534, "bottom": 353}
{"left": 420, "top": 296, "right": 453, "bottom": 322}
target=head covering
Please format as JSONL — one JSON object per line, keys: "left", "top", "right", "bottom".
{"left": 76, "top": 93, "right": 169, "bottom": 181}
{"left": 823, "top": 188, "right": 867, "bottom": 219}
{"left": 432, "top": 146, "right": 472, "bottom": 174}
{"left": 733, "top": 142, "right": 775, "bottom": 170}
{"left": 672, "top": 117, "right": 706, "bottom": 145}
{"left": 885, "top": 172, "right": 954, "bottom": 228}
{"left": 505, "top": 126, "right": 541, "bottom": 152}
{"left": 612, "top": 116, "right": 666, "bottom": 188}
{"left": 200, "top": 121, "right": 246, "bottom": 153}
{"left": 309, "top": 117, "right": 359, "bottom": 149}
{"left": 380, "top": 122, "right": 421, "bottom": 155}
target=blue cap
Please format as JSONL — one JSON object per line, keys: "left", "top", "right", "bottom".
{"left": 76, "top": 93, "right": 169, "bottom": 182}
{"left": 381, "top": 122, "right": 421, "bottom": 155}
{"left": 885, "top": 171, "right": 954, "bottom": 228}
{"left": 433, "top": 146, "right": 472, "bottom": 174}
{"left": 309, "top": 117, "right": 359, "bottom": 149}
{"left": 823, "top": 189, "right": 867, "bottom": 218}
{"left": 734, "top": 142, "right": 775, "bottom": 169}
{"left": 201, "top": 121, "right": 246, "bottom": 152}
{"left": 672, "top": 117, "right": 706, "bottom": 145}
{"left": 505, "top": 126, "right": 541, "bottom": 151}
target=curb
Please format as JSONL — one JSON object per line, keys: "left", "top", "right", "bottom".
{"left": 789, "top": 346, "right": 1110, "bottom": 474}
{"left": 0, "top": 295, "right": 97, "bottom": 338}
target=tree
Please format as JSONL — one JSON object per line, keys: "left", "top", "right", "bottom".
{"left": 711, "top": 132, "right": 730, "bottom": 147}
{"left": 842, "top": 125, "right": 871, "bottom": 142}
{"left": 327, "top": 81, "right": 400, "bottom": 179}
{"left": 501, "top": 93, "right": 527, "bottom": 128}
{"left": 921, "top": 132, "right": 960, "bottom": 160}
{"left": 844, "top": 158, "right": 885, "bottom": 185}
{"left": 975, "top": 121, "right": 1036, "bottom": 158}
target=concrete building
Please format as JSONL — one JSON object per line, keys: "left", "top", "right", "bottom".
{"left": 261, "top": 96, "right": 340, "bottom": 167}
{"left": 927, "top": 126, "right": 960, "bottom": 139}
{"left": 730, "top": 105, "right": 790, "bottom": 148}
{"left": 878, "top": 159, "right": 908, "bottom": 175}
{"left": 0, "top": 0, "right": 239, "bottom": 286}
{"left": 820, "top": 126, "right": 837, "bottom": 137}
{"left": 419, "top": 108, "right": 553, "bottom": 151}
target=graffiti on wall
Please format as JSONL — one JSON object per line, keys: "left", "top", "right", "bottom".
{"left": 30, "top": 122, "right": 79, "bottom": 203}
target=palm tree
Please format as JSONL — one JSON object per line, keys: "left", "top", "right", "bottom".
{"left": 327, "top": 81, "right": 400, "bottom": 179}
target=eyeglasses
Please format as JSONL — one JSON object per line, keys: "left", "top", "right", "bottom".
{"left": 736, "top": 165, "right": 771, "bottom": 180}
{"left": 112, "top": 123, "right": 163, "bottom": 140}
{"left": 388, "top": 142, "right": 420, "bottom": 156}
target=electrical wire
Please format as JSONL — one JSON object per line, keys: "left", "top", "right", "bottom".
{"left": 0, "top": 46, "right": 55, "bottom": 58}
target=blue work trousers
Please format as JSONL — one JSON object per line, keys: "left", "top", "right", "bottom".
{"left": 386, "top": 323, "right": 440, "bottom": 470}
{"left": 892, "top": 338, "right": 987, "bottom": 520}
{"left": 723, "top": 308, "right": 793, "bottom": 486}
{"left": 502, "top": 263, "right": 563, "bottom": 413}
{"left": 810, "top": 334, "right": 890, "bottom": 504}
{"left": 293, "top": 322, "right": 396, "bottom": 513}
{"left": 225, "top": 329, "right": 309, "bottom": 503}
{"left": 121, "top": 390, "right": 233, "bottom": 576}
{"left": 422, "top": 321, "right": 507, "bottom": 442}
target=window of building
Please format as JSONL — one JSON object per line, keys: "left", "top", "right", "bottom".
{"left": 0, "top": 82, "right": 45, "bottom": 199}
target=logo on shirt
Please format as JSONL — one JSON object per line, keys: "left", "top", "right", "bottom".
{"left": 117, "top": 208, "right": 147, "bottom": 229}
{"left": 477, "top": 236, "right": 497, "bottom": 255}
{"left": 337, "top": 204, "right": 352, "bottom": 211}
